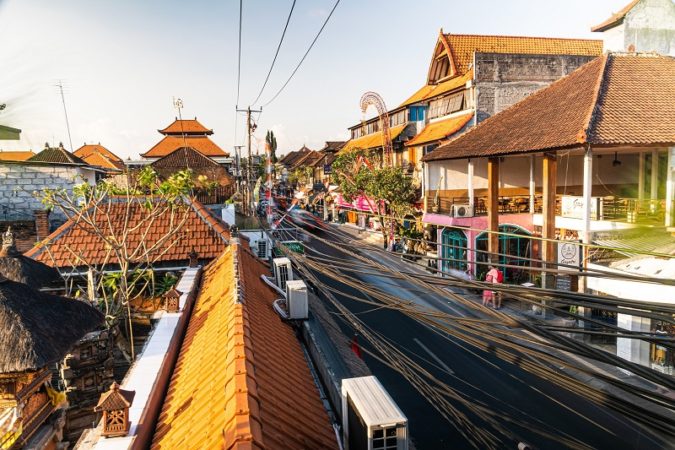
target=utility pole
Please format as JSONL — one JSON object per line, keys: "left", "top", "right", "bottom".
{"left": 233, "top": 145, "right": 244, "bottom": 195}
{"left": 236, "top": 106, "right": 261, "bottom": 215}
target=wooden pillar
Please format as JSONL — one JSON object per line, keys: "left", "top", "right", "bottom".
{"left": 638, "top": 152, "right": 645, "bottom": 202}
{"left": 467, "top": 159, "right": 474, "bottom": 208}
{"left": 487, "top": 158, "right": 500, "bottom": 261}
{"left": 651, "top": 149, "right": 659, "bottom": 201}
{"left": 542, "top": 153, "right": 557, "bottom": 290}
{"left": 529, "top": 154, "right": 536, "bottom": 213}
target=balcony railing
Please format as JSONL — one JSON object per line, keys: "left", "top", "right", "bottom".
{"left": 194, "top": 185, "right": 235, "bottom": 205}
{"left": 427, "top": 193, "right": 672, "bottom": 225}
{"left": 427, "top": 194, "right": 543, "bottom": 216}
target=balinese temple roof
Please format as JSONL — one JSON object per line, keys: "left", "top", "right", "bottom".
{"left": 150, "top": 147, "right": 234, "bottom": 186}
{"left": 150, "top": 242, "right": 338, "bottom": 449}
{"left": 424, "top": 53, "right": 675, "bottom": 162}
{"left": 0, "top": 277, "right": 103, "bottom": 373}
{"left": 74, "top": 143, "right": 125, "bottom": 170}
{"left": 158, "top": 118, "right": 213, "bottom": 136}
{"left": 0, "top": 228, "right": 61, "bottom": 288}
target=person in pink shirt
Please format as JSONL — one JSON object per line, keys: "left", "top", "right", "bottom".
{"left": 484, "top": 265, "right": 503, "bottom": 309}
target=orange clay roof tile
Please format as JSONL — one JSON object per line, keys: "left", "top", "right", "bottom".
{"left": 0, "top": 150, "right": 35, "bottom": 161}
{"left": 405, "top": 112, "right": 474, "bottom": 147}
{"left": 340, "top": 124, "right": 408, "bottom": 154}
{"left": 150, "top": 244, "right": 337, "bottom": 449}
{"left": 25, "top": 197, "right": 229, "bottom": 267}
{"left": 74, "top": 144, "right": 125, "bottom": 170}
{"left": 142, "top": 135, "right": 228, "bottom": 158}
{"left": 424, "top": 53, "right": 675, "bottom": 162}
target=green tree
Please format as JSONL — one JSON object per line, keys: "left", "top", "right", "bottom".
{"left": 332, "top": 149, "right": 416, "bottom": 242}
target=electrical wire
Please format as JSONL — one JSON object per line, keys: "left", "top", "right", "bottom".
{"left": 261, "top": 0, "right": 341, "bottom": 108}
{"left": 235, "top": 0, "right": 243, "bottom": 107}
{"left": 250, "top": 0, "right": 297, "bottom": 107}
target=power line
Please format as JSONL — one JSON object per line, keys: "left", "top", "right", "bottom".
{"left": 261, "top": 0, "right": 341, "bottom": 108}
{"left": 251, "top": 0, "right": 297, "bottom": 107}
{"left": 235, "top": 0, "right": 243, "bottom": 107}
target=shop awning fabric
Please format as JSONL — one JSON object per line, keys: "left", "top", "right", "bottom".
{"left": 405, "top": 112, "right": 474, "bottom": 147}
{"left": 341, "top": 124, "right": 407, "bottom": 153}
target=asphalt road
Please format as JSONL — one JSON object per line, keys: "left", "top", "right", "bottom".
{"left": 299, "top": 227, "right": 671, "bottom": 450}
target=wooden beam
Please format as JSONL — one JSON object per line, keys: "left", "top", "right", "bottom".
{"left": 487, "top": 157, "right": 500, "bottom": 261}
{"left": 542, "top": 153, "right": 557, "bottom": 289}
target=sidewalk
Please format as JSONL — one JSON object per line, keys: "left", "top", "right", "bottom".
{"left": 332, "top": 222, "right": 675, "bottom": 422}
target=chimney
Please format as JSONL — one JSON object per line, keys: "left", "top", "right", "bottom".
{"left": 34, "top": 210, "right": 51, "bottom": 241}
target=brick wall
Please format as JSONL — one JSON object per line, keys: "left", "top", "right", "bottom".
{"left": 0, "top": 163, "right": 95, "bottom": 225}
{"left": 474, "top": 53, "right": 598, "bottom": 122}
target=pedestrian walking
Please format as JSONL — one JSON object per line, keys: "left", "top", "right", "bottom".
{"left": 484, "top": 264, "right": 503, "bottom": 309}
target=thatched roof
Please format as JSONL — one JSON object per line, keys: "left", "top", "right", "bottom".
{"left": 0, "top": 278, "right": 104, "bottom": 373}
{"left": 0, "top": 227, "right": 61, "bottom": 287}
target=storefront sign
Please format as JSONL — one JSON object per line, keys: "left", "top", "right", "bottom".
{"left": 557, "top": 240, "right": 581, "bottom": 268}
{"left": 560, "top": 196, "right": 599, "bottom": 220}
{"left": 323, "top": 164, "right": 332, "bottom": 174}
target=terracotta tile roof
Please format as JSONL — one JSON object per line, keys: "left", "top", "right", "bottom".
{"left": 400, "top": 71, "right": 473, "bottom": 107}
{"left": 29, "top": 144, "right": 88, "bottom": 165}
{"left": 74, "top": 144, "right": 125, "bottom": 170}
{"left": 406, "top": 112, "right": 474, "bottom": 147}
{"left": 340, "top": 124, "right": 408, "bottom": 153}
{"left": 292, "top": 150, "right": 323, "bottom": 169}
{"left": 159, "top": 118, "right": 213, "bottom": 135}
{"left": 151, "top": 243, "right": 337, "bottom": 450}
{"left": 423, "top": 53, "right": 675, "bottom": 162}
{"left": 25, "top": 197, "right": 230, "bottom": 268}
{"left": 443, "top": 33, "right": 603, "bottom": 76}
{"left": 279, "top": 146, "right": 312, "bottom": 167}
{"left": 142, "top": 135, "right": 228, "bottom": 158}
{"left": 151, "top": 147, "right": 234, "bottom": 186}
{"left": 591, "top": 0, "right": 640, "bottom": 32}
{"left": 319, "top": 141, "right": 346, "bottom": 153}
{"left": 0, "top": 150, "right": 35, "bottom": 161}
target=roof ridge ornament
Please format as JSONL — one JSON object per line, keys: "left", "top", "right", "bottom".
{"left": 0, "top": 227, "right": 17, "bottom": 257}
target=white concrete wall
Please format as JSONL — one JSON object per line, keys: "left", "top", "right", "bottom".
{"left": 617, "top": 312, "right": 652, "bottom": 369}
{"left": 601, "top": 0, "right": 675, "bottom": 55}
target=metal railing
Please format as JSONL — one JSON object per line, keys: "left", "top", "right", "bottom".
{"left": 427, "top": 194, "right": 543, "bottom": 216}
{"left": 193, "top": 185, "right": 235, "bottom": 205}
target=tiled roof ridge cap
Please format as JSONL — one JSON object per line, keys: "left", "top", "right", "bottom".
{"left": 232, "top": 240, "right": 243, "bottom": 304}
{"left": 188, "top": 197, "right": 230, "bottom": 245}
{"left": 443, "top": 32, "right": 602, "bottom": 43}
{"left": 156, "top": 146, "right": 220, "bottom": 167}
{"left": 579, "top": 53, "right": 611, "bottom": 144}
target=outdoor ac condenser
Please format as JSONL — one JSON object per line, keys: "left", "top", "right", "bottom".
{"left": 272, "top": 257, "right": 293, "bottom": 291}
{"left": 452, "top": 204, "right": 474, "bottom": 218}
{"left": 285, "top": 280, "right": 308, "bottom": 320}
{"left": 342, "top": 376, "right": 408, "bottom": 450}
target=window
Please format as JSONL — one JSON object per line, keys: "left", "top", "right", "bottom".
{"left": 372, "top": 426, "right": 398, "bottom": 449}
{"left": 428, "top": 91, "right": 465, "bottom": 119}
{"left": 408, "top": 106, "right": 426, "bottom": 122}
{"left": 257, "top": 240, "right": 267, "bottom": 258}
{"left": 389, "top": 110, "right": 406, "bottom": 127}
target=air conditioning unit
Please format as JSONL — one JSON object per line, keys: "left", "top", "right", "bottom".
{"left": 285, "top": 280, "right": 308, "bottom": 320}
{"left": 342, "top": 376, "right": 408, "bottom": 450}
{"left": 272, "top": 257, "right": 293, "bottom": 291}
{"left": 451, "top": 204, "right": 474, "bottom": 218}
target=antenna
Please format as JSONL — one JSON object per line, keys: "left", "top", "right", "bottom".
{"left": 56, "top": 81, "right": 74, "bottom": 152}
{"left": 172, "top": 97, "right": 190, "bottom": 171}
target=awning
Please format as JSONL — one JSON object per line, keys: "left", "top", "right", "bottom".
{"left": 340, "top": 124, "right": 408, "bottom": 153}
{"left": 405, "top": 112, "right": 474, "bottom": 147}
{"left": 593, "top": 233, "right": 675, "bottom": 257}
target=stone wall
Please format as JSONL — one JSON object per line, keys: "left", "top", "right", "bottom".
{"left": 474, "top": 53, "right": 598, "bottom": 122}
{"left": 0, "top": 163, "right": 95, "bottom": 224}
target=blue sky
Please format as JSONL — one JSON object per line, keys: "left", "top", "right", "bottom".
{"left": 0, "top": 0, "right": 628, "bottom": 159}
